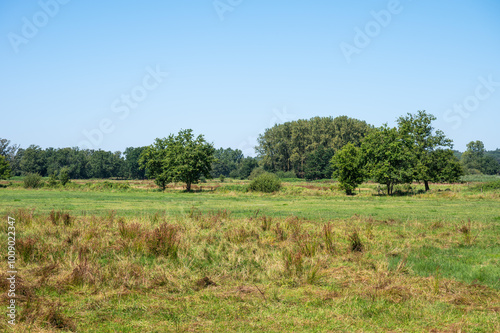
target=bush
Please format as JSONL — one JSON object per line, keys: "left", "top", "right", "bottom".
{"left": 59, "top": 167, "right": 70, "bottom": 186}
{"left": 248, "top": 167, "right": 266, "bottom": 180}
{"left": 248, "top": 173, "right": 281, "bottom": 193}
{"left": 23, "top": 173, "right": 43, "bottom": 189}
{"left": 47, "top": 172, "right": 58, "bottom": 187}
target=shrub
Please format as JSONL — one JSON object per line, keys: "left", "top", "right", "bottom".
{"left": 47, "top": 172, "right": 58, "bottom": 187}
{"left": 248, "top": 167, "right": 266, "bottom": 180}
{"left": 219, "top": 175, "right": 225, "bottom": 183}
{"left": 23, "top": 173, "right": 43, "bottom": 189}
{"left": 59, "top": 167, "right": 70, "bottom": 186}
{"left": 248, "top": 173, "right": 281, "bottom": 193}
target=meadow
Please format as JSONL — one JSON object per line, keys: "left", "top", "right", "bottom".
{"left": 0, "top": 179, "right": 499, "bottom": 332}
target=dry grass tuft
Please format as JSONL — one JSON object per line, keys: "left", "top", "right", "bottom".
{"left": 146, "top": 222, "right": 180, "bottom": 258}
{"left": 17, "top": 237, "right": 38, "bottom": 262}
{"left": 349, "top": 231, "right": 364, "bottom": 252}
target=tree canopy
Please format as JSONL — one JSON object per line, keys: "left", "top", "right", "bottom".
{"left": 0, "top": 155, "right": 11, "bottom": 180}
{"left": 461, "top": 140, "right": 500, "bottom": 175}
{"left": 256, "top": 116, "right": 373, "bottom": 177}
{"left": 397, "top": 110, "right": 462, "bottom": 190}
{"left": 361, "top": 125, "right": 414, "bottom": 195}
{"left": 139, "top": 129, "right": 216, "bottom": 191}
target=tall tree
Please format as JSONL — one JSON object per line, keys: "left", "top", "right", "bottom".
{"left": 461, "top": 141, "right": 500, "bottom": 175}
{"left": 139, "top": 129, "right": 215, "bottom": 191}
{"left": 20, "top": 145, "right": 46, "bottom": 176}
{"left": 461, "top": 140, "right": 485, "bottom": 174}
{"left": 230, "top": 156, "right": 259, "bottom": 179}
{"left": 481, "top": 155, "right": 500, "bottom": 175}
{"left": 124, "top": 146, "right": 147, "bottom": 179}
{"left": 256, "top": 116, "right": 372, "bottom": 176}
{"left": 361, "top": 125, "right": 413, "bottom": 195}
{"left": 304, "top": 145, "right": 334, "bottom": 180}
{"left": 210, "top": 148, "right": 244, "bottom": 178}
{"left": 0, "top": 155, "right": 11, "bottom": 179}
{"left": 397, "top": 110, "right": 459, "bottom": 191}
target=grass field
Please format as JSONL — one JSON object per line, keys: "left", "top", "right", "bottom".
{"left": 0, "top": 179, "right": 499, "bottom": 332}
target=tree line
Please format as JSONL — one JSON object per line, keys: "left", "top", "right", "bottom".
{"left": 1, "top": 111, "right": 499, "bottom": 189}
{"left": 0, "top": 138, "right": 259, "bottom": 182}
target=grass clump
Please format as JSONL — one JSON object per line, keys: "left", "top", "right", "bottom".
{"left": 146, "top": 222, "right": 180, "bottom": 258}
{"left": 349, "top": 230, "right": 364, "bottom": 252}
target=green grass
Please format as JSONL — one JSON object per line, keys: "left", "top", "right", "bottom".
{"left": 461, "top": 174, "right": 500, "bottom": 182}
{"left": 0, "top": 181, "right": 499, "bottom": 332}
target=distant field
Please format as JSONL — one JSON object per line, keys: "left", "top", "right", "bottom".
{"left": 0, "top": 180, "right": 499, "bottom": 332}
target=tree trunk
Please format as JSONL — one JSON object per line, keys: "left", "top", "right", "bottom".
{"left": 186, "top": 182, "right": 191, "bottom": 192}
{"left": 387, "top": 183, "right": 391, "bottom": 195}
{"left": 424, "top": 180, "right": 430, "bottom": 191}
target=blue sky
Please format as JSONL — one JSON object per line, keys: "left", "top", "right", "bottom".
{"left": 1, "top": 0, "right": 499, "bottom": 156}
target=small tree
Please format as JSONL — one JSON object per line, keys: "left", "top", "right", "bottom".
{"left": 0, "top": 155, "right": 11, "bottom": 180}
{"left": 59, "top": 167, "right": 70, "bottom": 186}
{"left": 48, "top": 172, "right": 58, "bottom": 187}
{"left": 139, "top": 129, "right": 216, "bottom": 191}
{"left": 330, "top": 143, "right": 365, "bottom": 195}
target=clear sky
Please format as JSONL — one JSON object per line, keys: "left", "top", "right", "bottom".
{"left": 1, "top": 0, "right": 499, "bottom": 156}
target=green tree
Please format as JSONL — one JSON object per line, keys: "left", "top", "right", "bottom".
{"left": 210, "top": 148, "right": 243, "bottom": 178}
{"left": 304, "top": 145, "right": 334, "bottom": 180}
{"left": 87, "top": 150, "right": 124, "bottom": 179}
{"left": 124, "top": 147, "right": 147, "bottom": 179}
{"left": 362, "top": 125, "right": 413, "bottom": 195}
{"left": 256, "top": 116, "right": 372, "bottom": 176}
{"left": 0, "top": 139, "right": 19, "bottom": 167}
{"left": 230, "top": 157, "right": 259, "bottom": 179}
{"left": 20, "top": 145, "right": 46, "bottom": 175}
{"left": 397, "top": 110, "right": 459, "bottom": 191}
{"left": 426, "top": 149, "right": 463, "bottom": 183}
{"left": 482, "top": 155, "right": 500, "bottom": 175}
{"left": 461, "top": 141, "right": 485, "bottom": 174}
{"left": 139, "top": 129, "right": 216, "bottom": 191}
{"left": 330, "top": 143, "right": 365, "bottom": 195}
{"left": 59, "top": 167, "right": 70, "bottom": 186}
{"left": 0, "top": 155, "right": 11, "bottom": 179}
